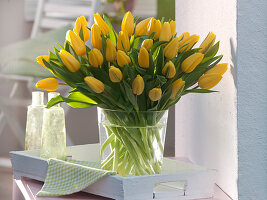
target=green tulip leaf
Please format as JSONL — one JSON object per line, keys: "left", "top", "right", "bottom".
{"left": 151, "top": 41, "right": 168, "bottom": 54}
{"left": 103, "top": 14, "right": 118, "bottom": 46}
{"left": 155, "top": 47, "right": 164, "bottom": 75}
{"left": 148, "top": 52, "right": 155, "bottom": 75}
{"left": 64, "top": 40, "right": 71, "bottom": 53}
{"left": 79, "top": 26, "right": 84, "bottom": 41}
{"left": 46, "top": 93, "right": 97, "bottom": 109}
{"left": 123, "top": 81, "right": 139, "bottom": 111}
{"left": 49, "top": 50, "right": 58, "bottom": 61}
{"left": 202, "top": 41, "right": 220, "bottom": 63}
{"left": 183, "top": 89, "right": 218, "bottom": 95}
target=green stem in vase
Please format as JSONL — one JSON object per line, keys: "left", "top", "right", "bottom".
{"left": 100, "top": 133, "right": 115, "bottom": 157}
{"left": 101, "top": 149, "right": 114, "bottom": 170}
{"left": 112, "top": 136, "right": 119, "bottom": 172}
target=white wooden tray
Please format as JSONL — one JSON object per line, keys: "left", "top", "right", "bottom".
{"left": 10, "top": 144, "right": 216, "bottom": 200}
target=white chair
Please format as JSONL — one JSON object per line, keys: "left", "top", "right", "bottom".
{"left": 31, "top": 0, "right": 100, "bottom": 38}
{"left": 0, "top": 0, "right": 100, "bottom": 151}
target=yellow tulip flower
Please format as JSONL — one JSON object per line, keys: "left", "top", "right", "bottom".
{"left": 198, "top": 74, "right": 222, "bottom": 89}
{"left": 105, "top": 38, "right": 116, "bottom": 62}
{"left": 109, "top": 66, "right": 123, "bottom": 83}
{"left": 205, "top": 63, "right": 228, "bottom": 75}
{"left": 141, "top": 39, "right": 153, "bottom": 51}
{"left": 170, "top": 20, "right": 176, "bottom": 36}
{"left": 178, "top": 34, "right": 199, "bottom": 52}
{"left": 73, "top": 16, "right": 90, "bottom": 42}
{"left": 181, "top": 53, "right": 204, "bottom": 73}
{"left": 132, "top": 75, "right": 144, "bottom": 95}
{"left": 117, "top": 31, "right": 130, "bottom": 52}
{"left": 117, "top": 50, "right": 131, "bottom": 67}
{"left": 169, "top": 78, "right": 185, "bottom": 99}
{"left": 66, "top": 30, "right": 86, "bottom": 56}
{"left": 149, "top": 88, "right": 162, "bottom": 101}
{"left": 178, "top": 32, "right": 190, "bottom": 41}
{"left": 91, "top": 24, "right": 102, "bottom": 50}
{"left": 199, "top": 32, "right": 216, "bottom": 54}
{"left": 121, "top": 11, "right": 134, "bottom": 36}
{"left": 94, "top": 13, "right": 109, "bottom": 35}
{"left": 36, "top": 55, "right": 49, "bottom": 68}
{"left": 59, "top": 50, "right": 81, "bottom": 72}
{"left": 147, "top": 18, "right": 161, "bottom": 39}
{"left": 138, "top": 47, "right": 149, "bottom": 68}
{"left": 36, "top": 78, "right": 58, "bottom": 91}
{"left": 89, "top": 48, "right": 104, "bottom": 68}
{"left": 162, "top": 61, "right": 176, "bottom": 79}
{"left": 84, "top": 76, "right": 105, "bottom": 93}
{"left": 164, "top": 37, "right": 179, "bottom": 59}
{"left": 135, "top": 17, "right": 151, "bottom": 36}
{"left": 159, "top": 22, "right": 171, "bottom": 42}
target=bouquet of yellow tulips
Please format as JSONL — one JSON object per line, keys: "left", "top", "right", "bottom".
{"left": 36, "top": 12, "right": 227, "bottom": 176}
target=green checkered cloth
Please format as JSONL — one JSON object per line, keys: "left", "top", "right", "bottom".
{"left": 37, "top": 158, "right": 115, "bottom": 197}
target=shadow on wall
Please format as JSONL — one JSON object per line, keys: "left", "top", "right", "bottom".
{"left": 230, "top": 38, "right": 237, "bottom": 88}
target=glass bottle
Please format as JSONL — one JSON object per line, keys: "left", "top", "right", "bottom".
{"left": 40, "top": 92, "right": 66, "bottom": 160}
{"left": 25, "top": 91, "right": 45, "bottom": 150}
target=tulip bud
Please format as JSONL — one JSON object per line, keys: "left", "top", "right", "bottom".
{"left": 178, "top": 32, "right": 190, "bottom": 41}
{"left": 199, "top": 32, "right": 216, "bottom": 54}
{"left": 181, "top": 53, "right": 204, "bottom": 73}
{"left": 117, "top": 31, "right": 130, "bottom": 52}
{"left": 169, "top": 78, "right": 185, "bottom": 99}
{"left": 164, "top": 37, "right": 179, "bottom": 59}
{"left": 91, "top": 24, "right": 102, "bottom": 50}
{"left": 109, "top": 66, "right": 123, "bottom": 82}
{"left": 178, "top": 34, "right": 199, "bottom": 52}
{"left": 94, "top": 13, "right": 109, "bottom": 35}
{"left": 36, "top": 55, "right": 49, "bottom": 68}
{"left": 132, "top": 75, "right": 144, "bottom": 95}
{"left": 159, "top": 22, "right": 172, "bottom": 42}
{"left": 205, "top": 63, "right": 228, "bottom": 75}
{"left": 73, "top": 16, "right": 90, "bottom": 42}
{"left": 138, "top": 47, "right": 149, "bottom": 69}
{"left": 170, "top": 20, "right": 176, "bottom": 36}
{"left": 162, "top": 61, "right": 176, "bottom": 78}
{"left": 84, "top": 76, "right": 105, "bottom": 93}
{"left": 121, "top": 11, "right": 134, "bottom": 36}
{"left": 89, "top": 48, "right": 104, "bottom": 68}
{"left": 66, "top": 30, "right": 86, "bottom": 56}
{"left": 36, "top": 78, "right": 58, "bottom": 91}
{"left": 198, "top": 74, "right": 222, "bottom": 89}
{"left": 141, "top": 39, "right": 153, "bottom": 51}
{"left": 59, "top": 49, "right": 80, "bottom": 72}
{"left": 105, "top": 38, "right": 116, "bottom": 62}
{"left": 149, "top": 88, "right": 162, "bottom": 101}
{"left": 135, "top": 17, "right": 151, "bottom": 36}
{"left": 117, "top": 50, "right": 131, "bottom": 67}
{"left": 147, "top": 18, "right": 161, "bottom": 39}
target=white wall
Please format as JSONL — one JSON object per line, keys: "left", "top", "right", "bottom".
{"left": 237, "top": 0, "right": 267, "bottom": 199}
{"left": 175, "top": 0, "right": 238, "bottom": 199}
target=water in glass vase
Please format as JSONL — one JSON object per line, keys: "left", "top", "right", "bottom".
{"left": 40, "top": 92, "right": 66, "bottom": 160}
{"left": 98, "top": 108, "right": 168, "bottom": 176}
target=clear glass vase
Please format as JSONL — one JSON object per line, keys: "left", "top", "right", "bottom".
{"left": 98, "top": 108, "right": 168, "bottom": 176}
{"left": 40, "top": 92, "right": 66, "bottom": 160}
{"left": 25, "top": 92, "right": 45, "bottom": 150}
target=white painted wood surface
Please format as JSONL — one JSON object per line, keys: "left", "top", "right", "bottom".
{"left": 10, "top": 144, "right": 216, "bottom": 200}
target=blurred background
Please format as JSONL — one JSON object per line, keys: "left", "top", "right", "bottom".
{"left": 0, "top": 0, "right": 175, "bottom": 199}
